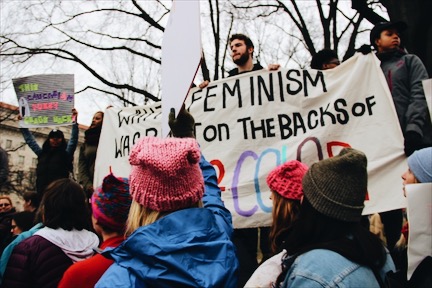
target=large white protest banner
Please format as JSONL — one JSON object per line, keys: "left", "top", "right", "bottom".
{"left": 406, "top": 183, "right": 432, "bottom": 280}
{"left": 95, "top": 53, "right": 407, "bottom": 229}
{"left": 96, "top": 103, "right": 161, "bottom": 179}
{"left": 12, "top": 74, "right": 75, "bottom": 128}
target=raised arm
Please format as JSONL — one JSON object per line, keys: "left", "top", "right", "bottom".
{"left": 169, "top": 105, "right": 234, "bottom": 237}
{"left": 200, "top": 154, "right": 233, "bottom": 237}
{"left": 65, "top": 109, "right": 79, "bottom": 156}
{"left": 66, "top": 122, "right": 79, "bottom": 156}
{"left": 20, "top": 128, "right": 42, "bottom": 156}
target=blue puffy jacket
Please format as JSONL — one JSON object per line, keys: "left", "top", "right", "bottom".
{"left": 96, "top": 155, "right": 239, "bottom": 288}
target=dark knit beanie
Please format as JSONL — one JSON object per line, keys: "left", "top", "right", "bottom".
{"left": 302, "top": 148, "right": 368, "bottom": 222}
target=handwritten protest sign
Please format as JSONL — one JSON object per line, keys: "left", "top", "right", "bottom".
{"left": 95, "top": 53, "right": 407, "bottom": 228}
{"left": 406, "top": 183, "right": 432, "bottom": 280}
{"left": 13, "top": 74, "right": 74, "bottom": 128}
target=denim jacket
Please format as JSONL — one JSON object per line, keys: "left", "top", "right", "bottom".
{"left": 282, "top": 249, "right": 395, "bottom": 287}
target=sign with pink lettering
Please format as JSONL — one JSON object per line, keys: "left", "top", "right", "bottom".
{"left": 12, "top": 74, "right": 74, "bottom": 128}
{"left": 95, "top": 53, "right": 407, "bottom": 229}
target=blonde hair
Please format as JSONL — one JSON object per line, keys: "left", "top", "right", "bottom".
{"left": 125, "top": 200, "right": 202, "bottom": 236}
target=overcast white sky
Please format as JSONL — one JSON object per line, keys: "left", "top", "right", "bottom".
{"left": 0, "top": 0, "right": 385, "bottom": 125}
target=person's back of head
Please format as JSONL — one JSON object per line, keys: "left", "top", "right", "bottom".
{"left": 40, "top": 178, "right": 91, "bottom": 231}
{"left": 23, "top": 191, "right": 39, "bottom": 211}
{"left": 311, "top": 49, "right": 340, "bottom": 70}
{"left": 267, "top": 160, "right": 308, "bottom": 253}
{"left": 283, "top": 148, "right": 386, "bottom": 260}
{"left": 126, "top": 136, "right": 204, "bottom": 235}
{"left": 276, "top": 148, "right": 388, "bottom": 286}
{"left": 92, "top": 172, "right": 131, "bottom": 234}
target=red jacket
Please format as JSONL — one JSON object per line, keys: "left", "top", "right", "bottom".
{"left": 58, "top": 235, "right": 125, "bottom": 288}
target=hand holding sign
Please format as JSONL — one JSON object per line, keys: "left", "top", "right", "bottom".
{"left": 168, "top": 104, "right": 195, "bottom": 138}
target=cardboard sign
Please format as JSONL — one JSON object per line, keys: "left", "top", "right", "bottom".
{"left": 13, "top": 74, "right": 74, "bottom": 128}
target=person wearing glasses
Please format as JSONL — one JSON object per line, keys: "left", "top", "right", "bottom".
{"left": 310, "top": 49, "right": 340, "bottom": 70}
{"left": 0, "top": 196, "right": 16, "bottom": 255}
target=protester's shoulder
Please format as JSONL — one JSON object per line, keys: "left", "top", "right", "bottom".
{"left": 294, "top": 249, "right": 356, "bottom": 270}
{"left": 15, "top": 235, "right": 65, "bottom": 260}
{"left": 228, "top": 68, "right": 239, "bottom": 77}
{"left": 287, "top": 249, "right": 377, "bottom": 287}
{"left": 402, "top": 53, "right": 427, "bottom": 68}
{"left": 253, "top": 63, "right": 264, "bottom": 71}
{"left": 96, "top": 263, "right": 133, "bottom": 288}
{"left": 16, "top": 235, "right": 51, "bottom": 250}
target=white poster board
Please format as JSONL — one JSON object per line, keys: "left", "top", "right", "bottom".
{"left": 95, "top": 53, "right": 407, "bottom": 228}
{"left": 161, "top": 0, "right": 201, "bottom": 137}
{"left": 406, "top": 183, "right": 432, "bottom": 280}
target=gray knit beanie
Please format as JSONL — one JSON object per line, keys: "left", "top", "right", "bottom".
{"left": 302, "top": 148, "right": 368, "bottom": 222}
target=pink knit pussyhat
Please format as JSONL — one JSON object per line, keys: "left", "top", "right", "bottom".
{"left": 266, "top": 160, "right": 308, "bottom": 200}
{"left": 129, "top": 136, "right": 204, "bottom": 212}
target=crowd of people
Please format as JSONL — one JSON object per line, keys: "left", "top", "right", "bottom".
{"left": 0, "top": 20, "right": 430, "bottom": 287}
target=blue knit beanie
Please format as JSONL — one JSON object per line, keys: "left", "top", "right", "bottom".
{"left": 407, "top": 147, "right": 432, "bottom": 183}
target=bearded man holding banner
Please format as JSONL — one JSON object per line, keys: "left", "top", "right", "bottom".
{"left": 199, "top": 33, "right": 280, "bottom": 287}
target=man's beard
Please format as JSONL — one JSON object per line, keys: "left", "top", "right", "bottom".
{"left": 233, "top": 51, "right": 250, "bottom": 66}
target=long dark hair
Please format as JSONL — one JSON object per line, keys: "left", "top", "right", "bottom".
{"left": 275, "top": 198, "right": 387, "bottom": 286}
{"left": 39, "top": 179, "right": 91, "bottom": 231}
